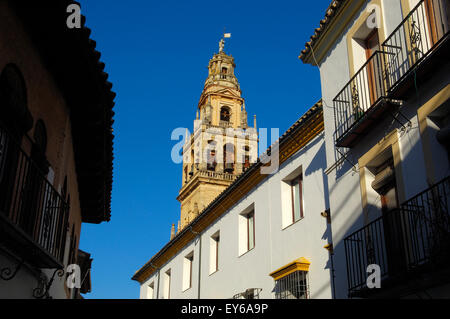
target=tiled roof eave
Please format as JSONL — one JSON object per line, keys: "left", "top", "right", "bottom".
{"left": 299, "top": 0, "right": 347, "bottom": 64}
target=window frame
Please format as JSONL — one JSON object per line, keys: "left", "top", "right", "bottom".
{"left": 246, "top": 210, "right": 255, "bottom": 252}
{"left": 210, "top": 232, "right": 220, "bottom": 274}
{"left": 290, "top": 174, "right": 304, "bottom": 223}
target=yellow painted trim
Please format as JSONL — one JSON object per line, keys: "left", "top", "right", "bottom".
{"left": 358, "top": 130, "right": 406, "bottom": 223}
{"left": 269, "top": 257, "right": 311, "bottom": 281}
{"left": 417, "top": 84, "right": 450, "bottom": 184}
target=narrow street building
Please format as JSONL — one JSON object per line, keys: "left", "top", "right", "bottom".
{"left": 300, "top": 0, "right": 450, "bottom": 298}
{"left": 0, "top": 1, "right": 115, "bottom": 299}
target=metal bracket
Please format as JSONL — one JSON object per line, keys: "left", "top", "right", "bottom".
{"left": 336, "top": 147, "right": 358, "bottom": 174}
{"left": 33, "top": 268, "right": 65, "bottom": 299}
{"left": 0, "top": 258, "right": 25, "bottom": 281}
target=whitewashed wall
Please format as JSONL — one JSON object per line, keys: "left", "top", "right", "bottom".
{"left": 317, "top": 0, "right": 449, "bottom": 298}
{"left": 140, "top": 132, "right": 333, "bottom": 299}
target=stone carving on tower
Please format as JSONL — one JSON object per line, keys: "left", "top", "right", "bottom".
{"left": 175, "top": 38, "right": 258, "bottom": 231}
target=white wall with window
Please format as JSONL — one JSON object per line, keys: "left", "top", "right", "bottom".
{"left": 182, "top": 252, "right": 194, "bottom": 291}
{"left": 140, "top": 131, "right": 331, "bottom": 299}
{"left": 209, "top": 231, "right": 220, "bottom": 275}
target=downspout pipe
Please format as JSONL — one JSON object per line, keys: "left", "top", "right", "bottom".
{"left": 149, "top": 263, "right": 159, "bottom": 299}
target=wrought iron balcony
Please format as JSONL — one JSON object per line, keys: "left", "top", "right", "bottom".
{"left": 383, "top": 0, "right": 450, "bottom": 99}
{"left": 344, "top": 176, "right": 450, "bottom": 297}
{"left": 333, "top": 51, "right": 395, "bottom": 147}
{"left": 333, "top": 0, "right": 449, "bottom": 148}
{"left": 0, "top": 125, "right": 69, "bottom": 269}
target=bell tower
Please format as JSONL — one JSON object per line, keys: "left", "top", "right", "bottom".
{"left": 175, "top": 37, "right": 258, "bottom": 233}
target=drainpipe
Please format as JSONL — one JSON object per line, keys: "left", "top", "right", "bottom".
{"left": 324, "top": 243, "right": 336, "bottom": 299}
{"left": 149, "top": 263, "right": 159, "bottom": 299}
{"left": 189, "top": 227, "right": 202, "bottom": 299}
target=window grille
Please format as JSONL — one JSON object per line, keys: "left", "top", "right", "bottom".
{"left": 275, "top": 271, "right": 309, "bottom": 299}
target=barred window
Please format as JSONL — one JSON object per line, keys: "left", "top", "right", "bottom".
{"left": 275, "top": 271, "right": 309, "bottom": 299}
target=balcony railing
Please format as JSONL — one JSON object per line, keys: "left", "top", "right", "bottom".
{"left": 344, "top": 176, "right": 450, "bottom": 297}
{"left": 0, "top": 125, "right": 69, "bottom": 268}
{"left": 333, "top": 51, "right": 390, "bottom": 147}
{"left": 333, "top": 0, "right": 449, "bottom": 147}
{"left": 383, "top": 0, "right": 449, "bottom": 95}
{"left": 199, "top": 169, "right": 236, "bottom": 181}
{"left": 205, "top": 73, "right": 240, "bottom": 87}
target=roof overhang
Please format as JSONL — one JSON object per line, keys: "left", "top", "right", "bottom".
{"left": 299, "top": 0, "right": 366, "bottom": 66}
{"left": 10, "top": 1, "right": 115, "bottom": 223}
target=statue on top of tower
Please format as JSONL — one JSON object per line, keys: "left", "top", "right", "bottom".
{"left": 219, "top": 33, "right": 231, "bottom": 53}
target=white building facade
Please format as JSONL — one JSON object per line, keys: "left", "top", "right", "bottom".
{"left": 300, "top": 0, "right": 450, "bottom": 298}
{"left": 134, "top": 102, "right": 335, "bottom": 299}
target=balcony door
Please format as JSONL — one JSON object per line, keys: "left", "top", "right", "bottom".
{"left": 364, "top": 31, "right": 383, "bottom": 106}
{"left": 425, "top": 0, "right": 450, "bottom": 46}
{"left": 372, "top": 161, "right": 407, "bottom": 276}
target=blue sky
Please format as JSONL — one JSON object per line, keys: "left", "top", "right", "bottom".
{"left": 77, "top": 0, "right": 330, "bottom": 299}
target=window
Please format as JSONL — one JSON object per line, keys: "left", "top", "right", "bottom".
{"left": 221, "top": 67, "right": 228, "bottom": 79}
{"left": 209, "top": 232, "right": 220, "bottom": 274}
{"left": 246, "top": 210, "right": 255, "bottom": 251}
{"left": 239, "top": 204, "right": 255, "bottom": 255}
{"left": 220, "top": 106, "right": 231, "bottom": 122}
{"left": 147, "top": 282, "right": 154, "bottom": 299}
{"left": 243, "top": 146, "right": 251, "bottom": 170}
{"left": 275, "top": 271, "right": 309, "bottom": 299}
{"left": 207, "top": 150, "right": 217, "bottom": 171}
{"left": 244, "top": 155, "right": 250, "bottom": 170}
{"left": 224, "top": 143, "right": 234, "bottom": 173}
{"left": 183, "top": 252, "right": 194, "bottom": 291}
{"left": 207, "top": 140, "right": 217, "bottom": 171}
{"left": 163, "top": 269, "right": 171, "bottom": 299}
{"left": 290, "top": 175, "right": 304, "bottom": 223}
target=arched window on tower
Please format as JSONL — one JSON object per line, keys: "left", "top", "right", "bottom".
{"left": 224, "top": 143, "right": 235, "bottom": 173}
{"left": 221, "top": 67, "right": 228, "bottom": 79}
{"left": 207, "top": 140, "right": 217, "bottom": 172}
{"left": 189, "top": 149, "right": 195, "bottom": 177}
{"left": 244, "top": 146, "right": 251, "bottom": 170}
{"left": 220, "top": 106, "right": 231, "bottom": 123}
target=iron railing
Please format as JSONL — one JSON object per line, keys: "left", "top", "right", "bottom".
{"left": 383, "top": 0, "right": 449, "bottom": 91}
{"left": 274, "top": 271, "right": 309, "bottom": 299}
{"left": 0, "top": 124, "right": 69, "bottom": 265}
{"left": 333, "top": 0, "right": 449, "bottom": 147}
{"left": 333, "top": 51, "right": 389, "bottom": 145}
{"left": 232, "top": 288, "right": 262, "bottom": 299}
{"left": 344, "top": 176, "right": 450, "bottom": 296}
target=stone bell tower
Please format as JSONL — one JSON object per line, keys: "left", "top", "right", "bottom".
{"left": 175, "top": 37, "right": 258, "bottom": 233}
